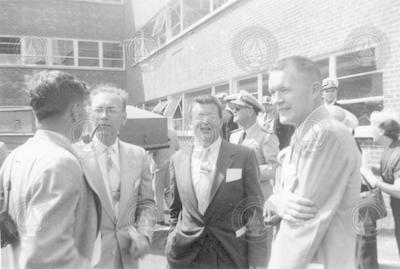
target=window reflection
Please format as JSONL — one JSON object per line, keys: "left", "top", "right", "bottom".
{"left": 336, "top": 48, "right": 376, "bottom": 77}
{"left": 338, "top": 73, "right": 382, "bottom": 100}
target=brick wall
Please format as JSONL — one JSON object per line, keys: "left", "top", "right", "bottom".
{"left": 0, "top": 0, "right": 127, "bottom": 105}
{"left": 131, "top": 0, "right": 400, "bottom": 108}
{"left": 0, "top": 0, "right": 125, "bottom": 40}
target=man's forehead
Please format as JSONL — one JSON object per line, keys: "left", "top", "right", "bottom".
{"left": 91, "top": 92, "right": 123, "bottom": 106}
{"left": 268, "top": 70, "right": 289, "bottom": 89}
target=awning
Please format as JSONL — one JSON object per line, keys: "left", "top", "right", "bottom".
{"left": 126, "top": 105, "right": 165, "bottom": 119}
{"left": 164, "top": 95, "right": 182, "bottom": 118}
{"left": 152, "top": 100, "right": 168, "bottom": 115}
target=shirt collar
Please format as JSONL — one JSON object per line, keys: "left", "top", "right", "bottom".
{"left": 194, "top": 136, "right": 222, "bottom": 152}
{"left": 244, "top": 120, "right": 259, "bottom": 133}
{"left": 35, "top": 129, "right": 74, "bottom": 153}
{"left": 94, "top": 136, "right": 119, "bottom": 154}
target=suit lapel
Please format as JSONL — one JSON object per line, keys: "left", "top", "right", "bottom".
{"left": 117, "top": 142, "right": 136, "bottom": 222}
{"left": 81, "top": 146, "right": 116, "bottom": 221}
{"left": 175, "top": 148, "right": 204, "bottom": 223}
{"left": 204, "top": 140, "right": 234, "bottom": 218}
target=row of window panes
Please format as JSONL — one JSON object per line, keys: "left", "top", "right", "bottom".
{"left": 0, "top": 36, "right": 124, "bottom": 69}
{"left": 136, "top": 0, "right": 232, "bottom": 63}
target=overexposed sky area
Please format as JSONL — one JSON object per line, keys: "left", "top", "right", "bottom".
{"left": 132, "top": 0, "right": 167, "bottom": 29}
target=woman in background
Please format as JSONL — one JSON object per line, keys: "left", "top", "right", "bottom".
{"left": 367, "top": 118, "right": 400, "bottom": 257}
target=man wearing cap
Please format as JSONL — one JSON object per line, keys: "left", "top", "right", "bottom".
{"left": 322, "top": 77, "right": 360, "bottom": 131}
{"left": 216, "top": 92, "right": 238, "bottom": 140}
{"left": 258, "top": 96, "right": 277, "bottom": 133}
{"left": 229, "top": 90, "right": 279, "bottom": 198}
{"left": 322, "top": 77, "right": 341, "bottom": 106}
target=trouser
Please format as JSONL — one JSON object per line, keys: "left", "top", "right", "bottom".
{"left": 391, "top": 197, "right": 400, "bottom": 257}
{"left": 356, "top": 221, "right": 379, "bottom": 269}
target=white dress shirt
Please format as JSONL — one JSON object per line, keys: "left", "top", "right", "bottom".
{"left": 191, "top": 137, "right": 222, "bottom": 213}
{"left": 94, "top": 137, "right": 120, "bottom": 211}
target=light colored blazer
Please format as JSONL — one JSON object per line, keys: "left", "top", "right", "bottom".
{"left": 0, "top": 141, "right": 8, "bottom": 167}
{"left": 230, "top": 122, "right": 279, "bottom": 197}
{"left": 0, "top": 130, "right": 101, "bottom": 269}
{"left": 268, "top": 106, "right": 361, "bottom": 269}
{"left": 77, "top": 140, "right": 156, "bottom": 269}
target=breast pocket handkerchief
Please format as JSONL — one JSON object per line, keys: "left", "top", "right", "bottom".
{"left": 226, "top": 168, "right": 242, "bottom": 182}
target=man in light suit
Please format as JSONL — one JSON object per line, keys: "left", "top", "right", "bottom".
{"left": 266, "top": 56, "right": 361, "bottom": 268}
{"left": 229, "top": 90, "right": 279, "bottom": 198}
{"left": 77, "top": 85, "right": 156, "bottom": 269}
{"left": 166, "top": 95, "right": 268, "bottom": 269}
{"left": 0, "top": 71, "right": 101, "bottom": 269}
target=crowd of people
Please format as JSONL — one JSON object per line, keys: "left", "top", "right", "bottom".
{"left": 0, "top": 55, "right": 399, "bottom": 269}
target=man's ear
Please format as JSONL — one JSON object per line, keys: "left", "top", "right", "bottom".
{"left": 311, "top": 81, "right": 322, "bottom": 100}
{"left": 122, "top": 111, "right": 127, "bottom": 125}
{"left": 69, "top": 103, "right": 79, "bottom": 123}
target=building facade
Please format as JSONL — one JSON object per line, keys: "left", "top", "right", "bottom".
{"left": 130, "top": 0, "right": 400, "bottom": 138}
{"left": 1, "top": 0, "right": 399, "bottom": 145}
{"left": 0, "top": 0, "right": 134, "bottom": 148}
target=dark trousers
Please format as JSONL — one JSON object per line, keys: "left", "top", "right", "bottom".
{"left": 356, "top": 224, "right": 379, "bottom": 269}
{"left": 391, "top": 197, "right": 400, "bottom": 257}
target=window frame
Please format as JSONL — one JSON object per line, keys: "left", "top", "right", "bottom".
{"left": 132, "top": 0, "right": 239, "bottom": 66}
{"left": 314, "top": 47, "right": 384, "bottom": 136}
{"left": 0, "top": 35, "right": 125, "bottom": 71}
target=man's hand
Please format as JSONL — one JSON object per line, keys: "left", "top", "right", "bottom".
{"left": 128, "top": 226, "right": 151, "bottom": 259}
{"left": 266, "top": 178, "right": 317, "bottom": 223}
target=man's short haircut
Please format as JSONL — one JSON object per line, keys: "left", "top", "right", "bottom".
{"left": 269, "top": 55, "right": 322, "bottom": 83}
{"left": 191, "top": 95, "right": 223, "bottom": 119}
{"left": 28, "top": 70, "right": 89, "bottom": 121}
{"left": 90, "top": 85, "right": 129, "bottom": 112}
{"left": 379, "top": 119, "right": 400, "bottom": 141}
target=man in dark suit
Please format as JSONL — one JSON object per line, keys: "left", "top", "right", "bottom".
{"left": 166, "top": 95, "right": 268, "bottom": 269}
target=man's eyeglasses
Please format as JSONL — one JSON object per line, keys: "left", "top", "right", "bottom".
{"left": 92, "top": 107, "right": 122, "bottom": 116}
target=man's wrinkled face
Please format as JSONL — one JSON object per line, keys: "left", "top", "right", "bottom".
{"left": 322, "top": 88, "right": 338, "bottom": 105}
{"left": 232, "top": 105, "right": 253, "bottom": 126}
{"left": 269, "top": 65, "right": 318, "bottom": 127}
{"left": 191, "top": 103, "right": 222, "bottom": 146}
{"left": 90, "top": 92, "right": 127, "bottom": 138}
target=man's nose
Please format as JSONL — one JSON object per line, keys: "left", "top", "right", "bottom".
{"left": 271, "top": 92, "right": 283, "bottom": 105}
